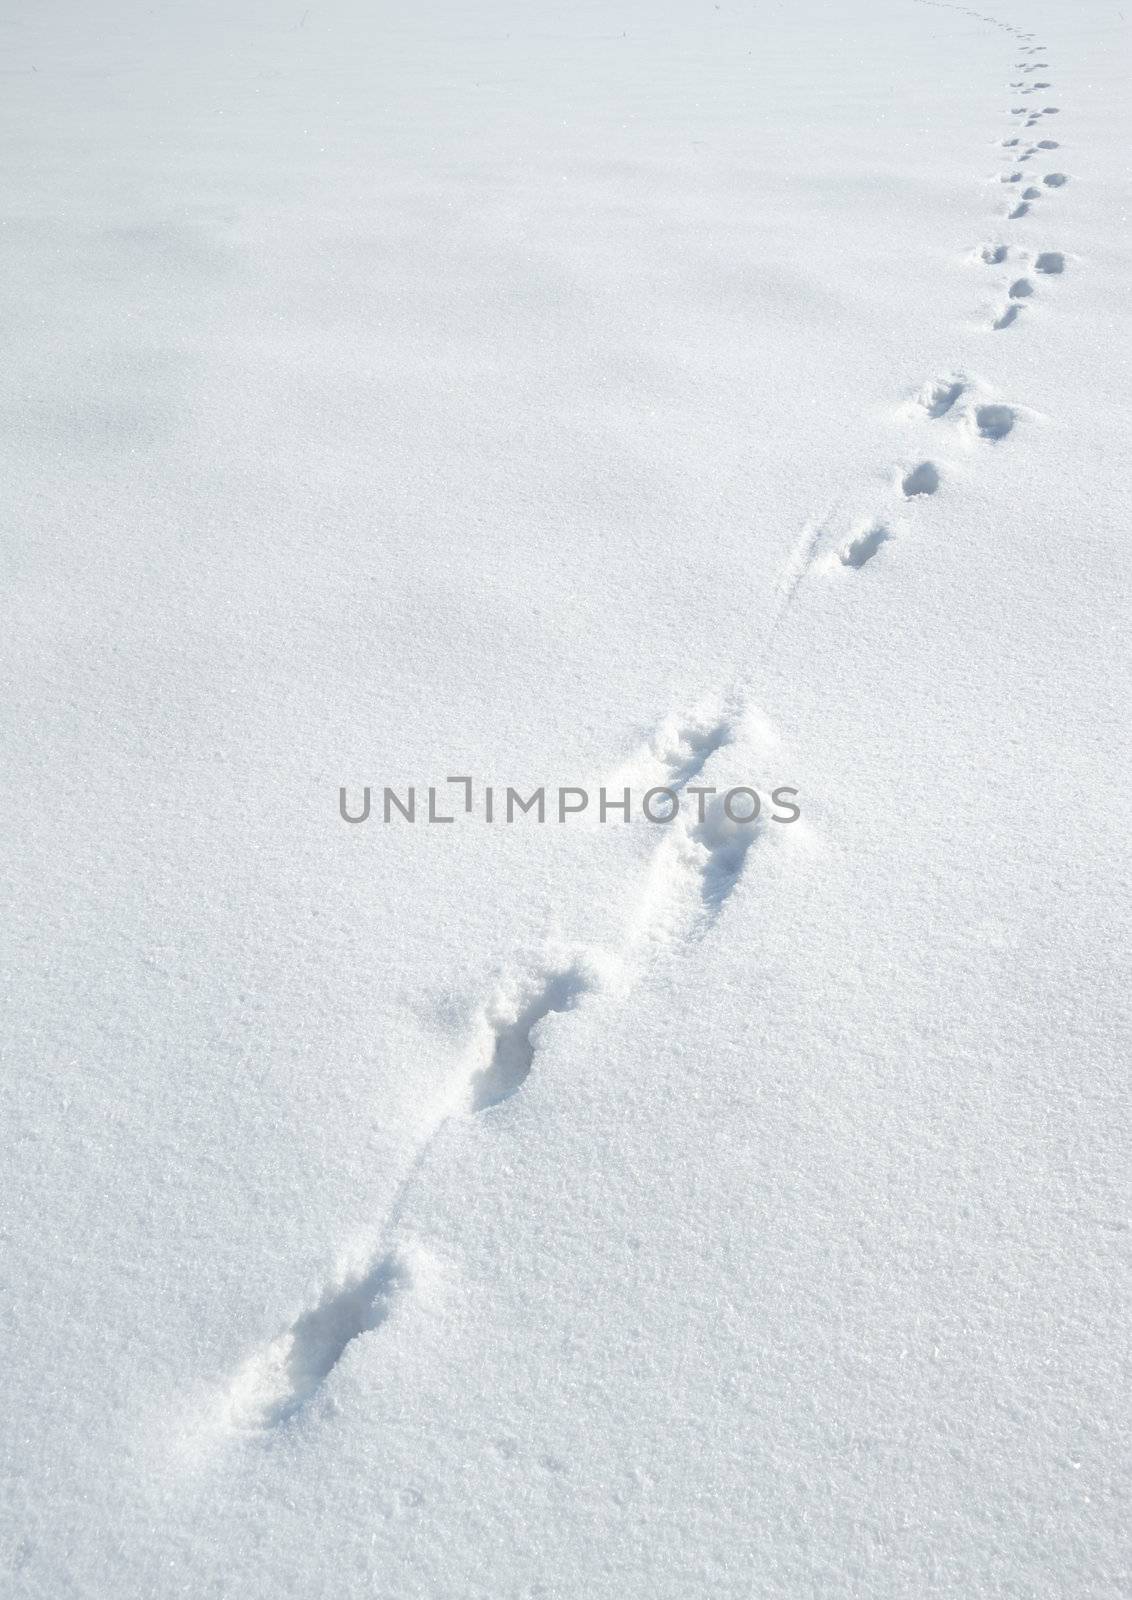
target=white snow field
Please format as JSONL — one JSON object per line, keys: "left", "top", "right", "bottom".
{"left": 2, "top": 0, "right": 1130, "bottom": 1593}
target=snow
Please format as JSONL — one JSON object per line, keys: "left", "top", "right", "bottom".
{"left": 1, "top": 0, "right": 1129, "bottom": 1594}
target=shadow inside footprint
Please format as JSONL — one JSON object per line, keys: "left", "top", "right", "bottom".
{"left": 840, "top": 523, "right": 890, "bottom": 568}
{"left": 692, "top": 798, "right": 762, "bottom": 915}
{"left": 902, "top": 462, "right": 940, "bottom": 497}
{"left": 1008, "top": 202, "right": 1030, "bottom": 219}
{"left": 1043, "top": 172, "right": 1068, "bottom": 186}
{"left": 1009, "top": 278, "right": 1034, "bottom": 297}
{"left": 921, "top": 378, "right": 964, "bottom": 417}
{"left": 993, "top": 304, "right": 1022, "bottom": 329}
{"left": 975, "top": 404, "right": 1015, "bottom": 441}
{"left": 240, "top": 1253, "right": 409, "bottom": 1430}
{"left": 469, "top": 966, "right": 591, "bottom": 1111}
{"left": 980, "top": 244, "right": 1008, "bottom": 264}
{"left": 1035, "top": 251, "right": 1064, "bottom": 274}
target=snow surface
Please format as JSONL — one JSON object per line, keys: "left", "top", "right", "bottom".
{"left": 2, "top": 0, "right": 1130, "bottom": 1594}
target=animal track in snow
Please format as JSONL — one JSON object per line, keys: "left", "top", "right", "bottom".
{"left": 622, "top": 710, "right": 787, "bottom": 944}
{"left": 993, "top": 304, "right": 1022, "bottom": 329}
{"left": 1007, "top": 202, "right": 1030, "bottom": 219}
{"left": 1008, "top": 277, "right": 1033, "bottom": 297}
{"left": 1001, "top": 137, "right": 1019, "bottom": 147}
{"left": 974, "top": 403, "right": 1015, "bottom": 441}
{"left": 691, "top": 797, "right": 763, "bottom": 913}
{"left": 1037, "top": 139, "right": 1059, "bottom": 149}
{"left": 211, "top": 6, "right": 1055, "bottom": 1439}
{"left": 1043, "top": 172, "right": 1069, "bottom": 187}
{"left": 215, "top": 689, "right": 791, "bottom": 1436}
{"left": 1000, "top": 171, "right": 1022, "bottom": 183}
{"left": 468, "top": 964, "right": 593, "bottom": 1111}
{"left": 1022, "top": 186, "right": 1041, "bottom": 198}
{"left": 652, "top": 712, "right": 734, "bottom": 789}
{"left": 902, "top": 461, "right": 940, "bottom": 497}
{"left": 224, "top": 1250, "right": 413, "bottom": 1431}
{"left": 917, "top": 376, "right": 966, "bottom": 418}
{"left": 839, "top": 522, "right": 891, "bottom": 568}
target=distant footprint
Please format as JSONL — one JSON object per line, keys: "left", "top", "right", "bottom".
{"left": 1008, "top": 202, "right": 1030, "bottom": 219}
{"left": 1000, "top": 172, "right": 1022, "bottom": 183}
{"left": 1043, "top": 172, "right": 1069, "bottom": 187}
{"left": 1035, "top": 251, "right": 1065, "bottom": 274}
{"left": 1008, "top": 277, "right": 1033, "bottom": 297}
{"left": 1022, "top": 186, "right": 1041, "bottom": 199}
{"left": 980, "top": 243, "right": 1008, "bottom": 264}
{"left": 902, "top": 461, "right": 940, "bottom": 497}
{"left": 974, "top": 404, "right": 1015, "bottom": 441}
{"left": 993, "top": 304, "right": 1022, "bottom": 329}
{"left": 1037, "top": 139, "right": 1059, "bottom": 149}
